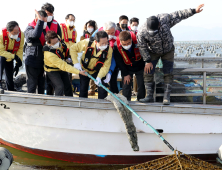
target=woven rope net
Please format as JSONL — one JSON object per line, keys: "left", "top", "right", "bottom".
{"left": 121, "top": 150, "right": 222, "bottom": 170}
{"left": 105, "top": 95, "right": 221, "bottom": 170}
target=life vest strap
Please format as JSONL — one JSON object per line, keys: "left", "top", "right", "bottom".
{"left": 43, "top": 45, "right": 66, "bottom": 70}
{"left": 45, "top": 65, "right": 59, "bottom": 70}
{"left": 82, "top": 39, "right": 109, "bottom": 72}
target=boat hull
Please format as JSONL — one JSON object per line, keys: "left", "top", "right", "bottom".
{"left": 0, "top": 92, "right": 221, "bottom": 164}
{"left": 0, "top": 139, "right": 218, "bottom": 164}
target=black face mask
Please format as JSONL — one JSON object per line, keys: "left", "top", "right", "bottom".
{"left": 121, "top": 24, "right": 127, "bottom": 29}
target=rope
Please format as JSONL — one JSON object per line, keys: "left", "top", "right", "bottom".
{"left": 121, "top": 150, "right": 222, "bottom": 170}
{"left": 174, "top": 150, "right": 183, "bottom": 170}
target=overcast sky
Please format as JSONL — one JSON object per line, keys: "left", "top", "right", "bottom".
{"left": 0, "top": 0, "right": 221, "bottom": 41}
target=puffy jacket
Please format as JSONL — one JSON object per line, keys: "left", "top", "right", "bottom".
{"left": 24, "top": 20, "right": 46, "bottom": 68}
{"left": 137, "top": 8, "right": 196, "bottom": 63}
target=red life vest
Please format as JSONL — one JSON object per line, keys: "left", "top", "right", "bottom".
{"left": 116, "top": 31, "right": 141, "bottom": 66}
{"left": 85, "top": 34, "right": 89, "bottom": 39}
{"left": 128, "top": 26, "right": 138, "bottom": 35}
{"left": 60, "top": 23, "right": 76, "bottom": 43}
{"left": 28, "top": 20, "right": 50, "bottom": 46}
{"left": 2, "top": 27, "right": 21, "bottom": 54}
{"left": 50, "top": 20, "right": 58, "bottom": 33}
{"left": 98, "top": 27, "right": 120, "bottom": 49}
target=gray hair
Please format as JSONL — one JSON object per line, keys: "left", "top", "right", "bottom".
{"left": 103, "top": 21, "right": 116, "bottom": 31}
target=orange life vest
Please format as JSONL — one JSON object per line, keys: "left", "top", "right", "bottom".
{"left": 2, "top": 27, "right": 21, "bottom": 54}
{"left": 116, "top": 31, "right": 141, "bottom": 66}
{"left": 60, "top": 23, "right": 76, "bottom": 43}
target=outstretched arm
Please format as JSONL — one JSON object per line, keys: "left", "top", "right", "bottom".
{"left": 166, "top": 4, "right": 204, "bottom": 28}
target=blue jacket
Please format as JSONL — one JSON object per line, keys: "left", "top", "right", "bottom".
{"left": 24, "top": 20, "right": 46, "bottom": 68}
{"left": 91, "top": 29, "right": 116, "bottom": 75}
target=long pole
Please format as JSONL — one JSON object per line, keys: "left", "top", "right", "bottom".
{"left": 86, "top": 73, "right": 174, "bottom": 151}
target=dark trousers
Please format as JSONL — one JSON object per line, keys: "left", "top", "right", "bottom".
{"left": 26, "top": 65, "right": 45, "bottom": 94}
{"left": 46, "top": 75, "right": 54, "bottom": 95}
{"left": 146, "top": 46, "right": 175, "bottom": 84}
{"left": 122, "top": 69, "right": 145, "bottom": 101}
{"left": 46, "top": 71, "right": 73, "bottom": 96}
{"left": 79, "top": 72, "right": 107, "bottom": 99}
{"left": 0, "top": 56, "right": 14, "bottom": 91}
{"left": 110, "top": 69, "right": 119, "bottom": 94}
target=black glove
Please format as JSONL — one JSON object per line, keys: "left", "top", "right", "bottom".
{"left": 82, "top": 30, "right": 86, "bottom": 37}
{"left": 13, "top": 55, "right": 22, "bottom": 77}
{"left": 14, "top": 55, "right": 22, "bottom": 67}
{"left": 13, "top": 65, "right": 19, "bottom": 77}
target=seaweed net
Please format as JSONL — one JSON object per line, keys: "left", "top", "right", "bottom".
{"left": 121, "top": 150, "right": 222, "bottom": 170}
{"left": 105, "top": 94, "right": 221, "bottom": 170}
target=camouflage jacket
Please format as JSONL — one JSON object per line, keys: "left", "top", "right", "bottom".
{"left": 137, "top": 8, "right": 196, "bottom": 63}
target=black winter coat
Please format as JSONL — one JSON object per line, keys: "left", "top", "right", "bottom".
{"left": 24, "top": 20, "right": 46, "bottom": 68}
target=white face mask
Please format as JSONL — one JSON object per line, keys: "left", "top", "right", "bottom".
{"left": 131, "top": 26, "right": 138, "bottom": 31}
{"left": 9, "top": 34, "right": 19, "bottom": 40}
{"left": 47, "top": 16, "right": 53, "bottom": 22}
{"left": 51, "top": 41, "right": 60, "bottom": 49}
{"left": 122, "top": 43, "right": 132, "bottom": 50}
{"left": 43, "top": 22, "right": 47, "bottom": 29}
{"left": 148, "top": 30, "right": 158, "bottom": 36}
{"left": 67, "top": 20, "right": 74, "bottom": 27}
{"left": 108, "top": 35, "right": 116, "bottom": 40}
{"left": 87, "top": 28, "right": 94, "bottom": 33}
{"left": 99, "top": 45, "right": 108, "bottom": 51}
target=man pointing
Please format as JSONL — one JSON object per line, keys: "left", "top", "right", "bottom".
{"left": 137, "top": 4, "right": 204, "bottom": 105}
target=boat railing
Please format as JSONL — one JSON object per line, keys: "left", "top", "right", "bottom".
{"left": 174, "top": 57, "right": 222, "bottom": 68}
{"left": 153, "top": 68, "right": 222, "bottom": 104}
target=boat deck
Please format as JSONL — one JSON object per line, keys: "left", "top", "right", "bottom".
{"left": 0, "top": 91, "right": 222, "bottom": 116}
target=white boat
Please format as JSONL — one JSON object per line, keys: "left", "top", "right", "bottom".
{"left": 0, "top": 91, "right": 221, "bottom": 164}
